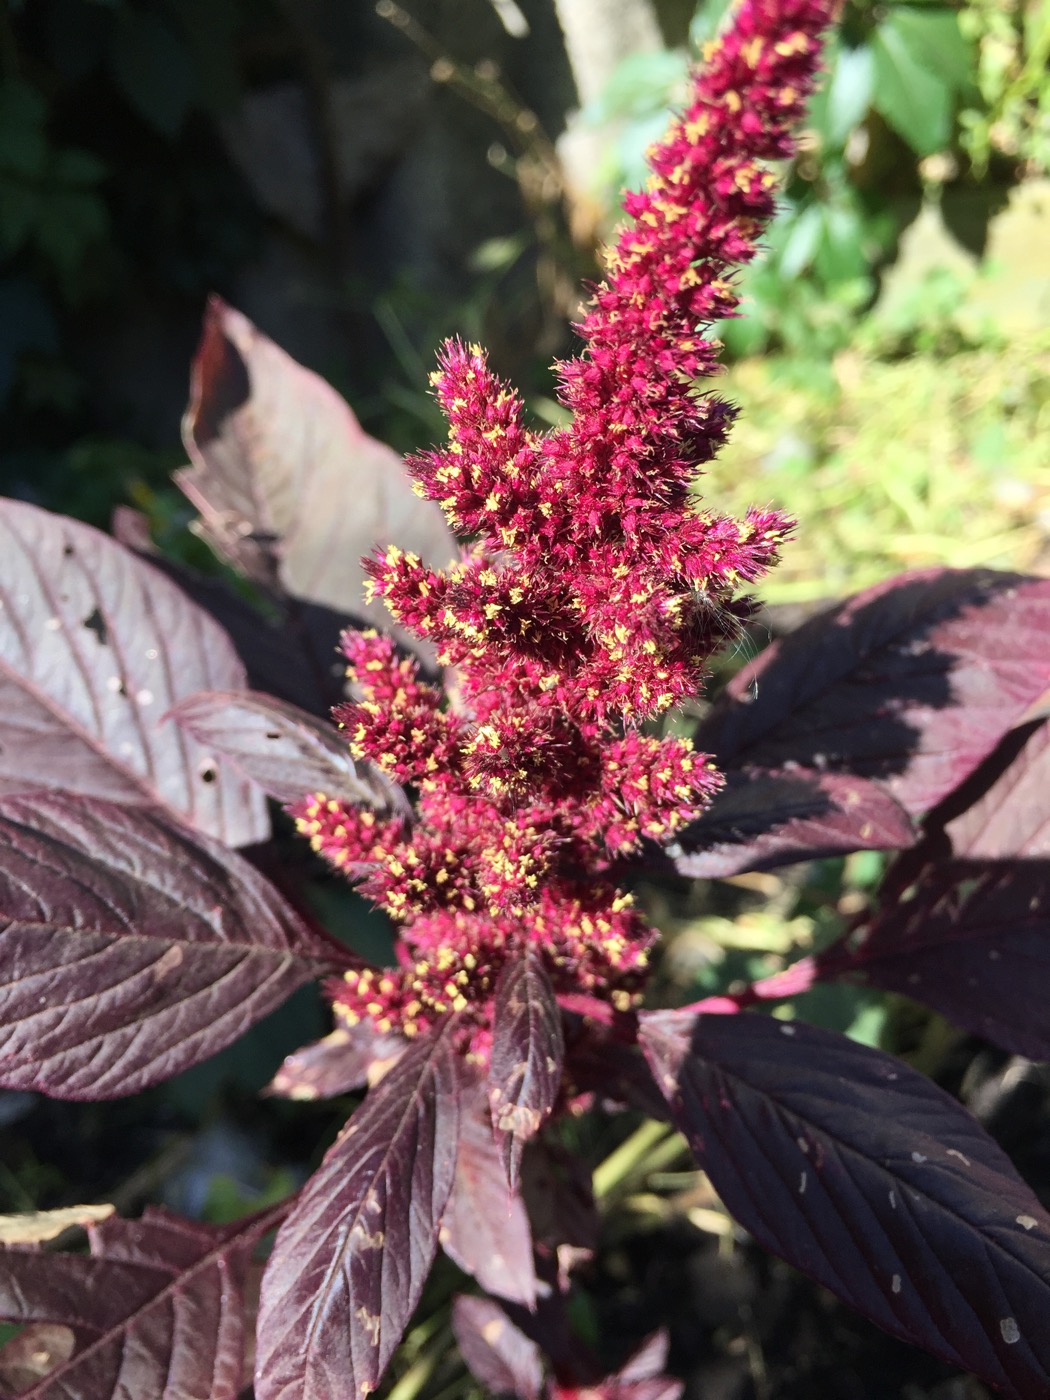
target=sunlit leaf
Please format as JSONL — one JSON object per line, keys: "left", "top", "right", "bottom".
{"left": 0, "top": 497, "right": 267, "bottom": 845}
{"left": 266, "top": 1023, "right": 404, "bottom": 1101}
{"left": 698, "top": 569, "right": 1050, "bottom": 818}
{"left": 178, "top": 298, "right": 456, "bottom": 659}
{"left": 942, "top": 718, "right": 1050, "bottom": 859}
{"left": 0, "top": 1205, "right": 114, "bottom": 1246}
{"left": 872, "top": 16, "right": 950, "bottom": 154}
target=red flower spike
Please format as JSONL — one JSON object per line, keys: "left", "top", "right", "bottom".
{"left": 335, "top": 630, "right": 455, "bottom": 784}
{"left": 292, "top": 0, "right": 839, "bottom": 1053}
{"left": 290, "top": 793, "right": 406, "bottom": 873}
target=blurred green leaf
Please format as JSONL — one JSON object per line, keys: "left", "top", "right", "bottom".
{"left": 203, "top": 1167, "right": 298, "bottom": 1225}
{"left": 616, "top": 109, "right": 679, "bottom": 193}
{"left": 689, "top": 0, "right": 736, "bottom": 48}
{"left": 0, "top": 82, "right": 48, "bottom": 178}
{"left": 778, "top": 203, "right": 823, "bottom": 279}
{"left": 52, "top": 149, "right": 107, "bottom": 186}
{"left": 824, "top": 43, "right": 875, "bottom": 147}
{"left": 583, "top": 49, "right": 688, "bottom": 124}
{"left": 0, "top": 280, "right": 58, "bottom": 403}
{"left": 0, "top": 185, "right": 40, "bottom": 255}
{"left": 891, "top": 7, "right": 974, "bottom": 91}
{"left": 110, "top": 10, "right": 196, "bottom": 135}
{"left": 814, "top": 202, "right": 869, "bottom": 283}
{"left": 468, "top": 233, "right": 527, "bottom": 273}
{"left": 872, "top": 14, "right": 955, "bottom": 154}
{"left": 36, "top": 188, "right": 109, "bottom": 283}
{"left": 173, "top": 0, "right": 246, "bottom": 115}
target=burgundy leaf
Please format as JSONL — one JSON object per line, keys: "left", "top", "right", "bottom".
{"left": 489, "top": 952, "right": 565, "bottom": 1190}
{"left": 617, "top": 1331, "right": 671, "bottom": 1383}
{"left": 697, "top": 569, "right": 1050, "bottom": 817}
{"left": 565, "top": 1019, "right": 670, "bottom": 1122}
{"left": 441, "top": 1088, "right": 536, "bottom": 1306}
{"left": 943, "top": 719, "right": 1050, "bottom": 859}
{"left": 520, "top": 1138, "right": 600, "bottom": 1263}
{"left": 611, "top": 1382, "right": 682, "bottom": 1400}
{"left": 265, "top": 1023, "right": 405, "bottom": 1100}
{"left": 112, "top": 506, "right": 358, "bottom": 716}
{"left": 167, "top": 688, "right": 407, "bottom": 811}
{"left": 0, "top": 498, "right": 267, "bottom": 846}
{"left": 451, "top": 1295, "right": 543, "bottom": 1400}
{"left": 0, "top": 793, "right": 337, "bottom": 1098}
{"left": 178, "top": 297, "right": 456, "bottom": 651}
{"left": 255, "top": 1018, "right": 463, "bottom": 1400}
{"left": 639, "top": 1009, "right": 1050, "bottom": 1397}
{"left": 666, "top": 767, "right": 914, "bottom": 877}
{"left": 0, "top": 1203, "right": 281, "bottom": 1399}
{"left": 820, "top": 859, "right": 1050, "bottom": 1060}
{"left": 573, "top": 1380, "right": 682, "bottom": 1400}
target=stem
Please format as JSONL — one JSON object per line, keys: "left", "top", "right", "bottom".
{"left": 592, "top": 1117, "right": 675, "bottom": 1200}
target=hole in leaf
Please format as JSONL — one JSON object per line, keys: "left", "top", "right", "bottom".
{"left": 82, "top": 607, "right": 108, "bottom": 645}
{"left": 199, "top": 763, "right": 218, "bottom": 784}
{"left": 265, "top": 731, "right": 281, "bottom": 740}
{"left": 62, "top": 545, "right": 73, "bottom": 558}
{"left": 0, "top": 1322, "right": 75, "bottom": 1394}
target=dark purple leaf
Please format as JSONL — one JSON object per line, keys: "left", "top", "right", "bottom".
{"left": 265, "top": 1023, "right": 405, "bottom": 1100}
{"left": 255, "top": 1018, "right": 463, "bottom": 1400}
{"left": 565, "top": 1019, "right": 670, "bottom": 1122}
{"left": 0, "top": 498, "right": 267, "bottom": 846}
{"left": 639, "top": 1009, "right": 1050, "bottom": 1397}
{"left": 592, "top": 1380, "right": 683, "bottom": 1400}
{"left": 441, "top": 1088, "right": 536, "bottom": 1306}
{"left": 665, "top": 767, "right": 914, "bottom": 877}
{"left": 167, "top": 688, "right": 407, "bottom": 811}
{"left": 820, "top": 859, "right": 1050, "bottom": 1061}
{"left": 0, "top": 1203, "right": 281, "bottom": 1398}
{"left": 943, "top": 719, "right": 1050, "bottom": 859}
{"left": 617, "top": 1331, "right": 671, "bottom": 1383}
{"left": 520, "top": 1138, "right": 600, "bottom": 1263}
{"left": 489, "top": 952, "right": 565, "bottom": 1190}
{"left": 451, "top": 1295, "right": 543, "bottom": 1400}
{"left": 0, "top": 793, "right": 337, "bottom": 1099}
{"left": 698, "top": 569, "right": 1050, "bottom": 817}
{"left": 178, "top": 297, "right": 456, "bottom": 654}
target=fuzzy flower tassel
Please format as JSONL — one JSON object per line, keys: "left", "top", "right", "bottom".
{"left": 291, "top": 0, "right": 839, "bottom": 1054}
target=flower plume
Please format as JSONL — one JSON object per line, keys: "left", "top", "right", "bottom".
{"left": 291, "top": 0, "right": 839, "bottom": 1050}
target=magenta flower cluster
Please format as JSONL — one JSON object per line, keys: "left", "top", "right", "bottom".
{"left": 292, "top": 0, "right": 836, "bottom": 1053}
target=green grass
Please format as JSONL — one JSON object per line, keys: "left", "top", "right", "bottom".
{"left": 704, "top": 329, "right": 1050, "bottom": 602}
